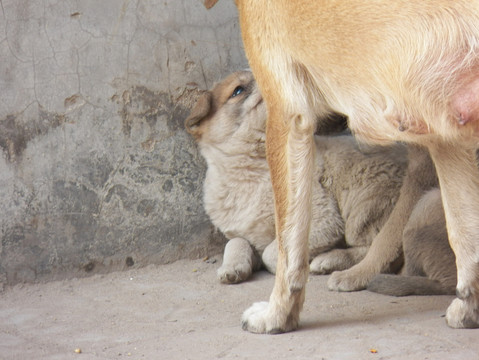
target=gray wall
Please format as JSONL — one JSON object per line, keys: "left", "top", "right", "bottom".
{"left": 0, "top": 0, "right": 248, "bottom": 286}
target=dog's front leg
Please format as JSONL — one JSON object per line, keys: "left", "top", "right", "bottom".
{"left": 428, "top": 143, "right": 479, "bottom": 329}
{"left": 241, "top": 105, "right": 315, "bottom": 334}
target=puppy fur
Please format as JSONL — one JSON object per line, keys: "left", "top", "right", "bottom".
{"left": 186, "top": 71, "right": 406, "bottom": 284}
{"left": 368, "top": 188, "right": 457, "bottom": 296}
{"left": 205, "top": 0, "right": 479, "bottom": 332}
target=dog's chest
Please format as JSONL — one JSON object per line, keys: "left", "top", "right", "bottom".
{"left": 203, "top": 165, "right": 275, "bottom": 248}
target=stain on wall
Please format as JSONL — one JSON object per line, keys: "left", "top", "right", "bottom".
{"left": 0, "top": 0, "right": 247, "bottom": 286}
{"left": 0, "top": 109, "right": 65, "bottom": 163}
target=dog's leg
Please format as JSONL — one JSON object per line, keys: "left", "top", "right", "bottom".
{"left": 241, "top": 103, "right": 315, "bottom": 333}
{"left": 428, "top": 143, "right": 479, "bottom": 329}
{"left": 261, "top": 240, "right": 278, "bottom": 275}
{"left": 217, "top": 238, "right": 261, "bottom": 284}
{"left": 328, "top": 145, "right": 437, "bottom": 291}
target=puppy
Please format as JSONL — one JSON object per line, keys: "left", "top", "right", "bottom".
{"left": 205, "top": 1, "right": 479, "bottom": 332}
{"left": 185, "top": 71, "right": 406, "bottom": 284}
{"left": 368, "top": 188, "right": 457, "bottom": 296}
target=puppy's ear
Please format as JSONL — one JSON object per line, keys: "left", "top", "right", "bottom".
{"left": 204, "top": 0, "right": 219, "bottom": 9}
{"left": 185, "top": 91, "right": 212, "bottom": 137}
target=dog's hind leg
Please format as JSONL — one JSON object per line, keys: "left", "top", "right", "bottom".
{"left": 328, "top": 145, "right": 438, "bottom": 291}
{"left": 428, "top": 143, "right": 479, "bottom": 328}
{"left": 241, "top": 89, "right": 316, "bottom": 333}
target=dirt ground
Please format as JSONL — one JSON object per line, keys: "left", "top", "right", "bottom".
{"left": 1, "top": 257, "right": 478, "bottom": 360}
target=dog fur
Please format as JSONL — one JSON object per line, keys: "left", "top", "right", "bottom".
{"left": 185, "top": 71, "right": 406, "bottom": 284}
{"left": 205, "top": 0, "right": 479, "bottom": 332}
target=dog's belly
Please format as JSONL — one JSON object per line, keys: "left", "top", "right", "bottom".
{"left": 306, "top": 68, "right": 479, "bottom": 146}
{"left": 344, "top": 96, "right": 479, "bottom": 146}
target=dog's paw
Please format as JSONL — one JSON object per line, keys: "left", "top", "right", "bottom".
{"left": 217, "top": 263, "right": 253, "bottom": 284}
{"left": 241, "top": 301, "right": 299, "bottom": 334}
{"left": 446, "top": 298, "right": 479, "bottom": 329}
{"left": 310, "top": 253, "right": 342, "bottom": 275}
{"left": 327, "top": 268, "right": 369, "bottom": 292}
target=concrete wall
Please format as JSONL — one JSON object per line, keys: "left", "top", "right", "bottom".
{"left": 0, "top": 0, "right": 248, "bottom": 286}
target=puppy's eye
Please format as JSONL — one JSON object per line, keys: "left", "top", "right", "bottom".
{"left": 231, "top": 86, "right": 245, "bottom": 98}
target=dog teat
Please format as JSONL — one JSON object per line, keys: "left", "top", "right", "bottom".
{"left": 452, "top": 76, "right": 479, "bottom": 127}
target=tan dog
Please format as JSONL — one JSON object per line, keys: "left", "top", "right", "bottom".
{"left": 186, "top": 71, "right": 406, "bottom": 284}
{"left": 205, "top": 1, "right": 479, "bottom": 332}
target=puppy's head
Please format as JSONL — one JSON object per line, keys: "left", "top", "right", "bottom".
{"left": 185, "top": 70, "right": 266, "bottom": 154}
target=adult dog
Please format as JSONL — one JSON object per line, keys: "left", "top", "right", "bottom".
{"left": 186, "top": 70, "right": 406, "bottom": 284}
{"left": 204, "top": 1, "right": 479, "bottom": 333}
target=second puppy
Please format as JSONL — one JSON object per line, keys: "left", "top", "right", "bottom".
{"left": 367, "top": 188, "right": 457, "bottom": 296}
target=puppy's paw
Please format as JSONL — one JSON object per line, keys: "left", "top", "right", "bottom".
{"left": 310, "top": 253, "right": 343, "bottom": 275}
{"left": 327, "top": 268, "right": 370, "bottom": 292}
{"left": 446, "top": 298, "right": 479, "bottom": 329}
{"left": 217, "top": 262, "right": 253, "bottom": 284}
{"left": 241, "top": 301, "right": 299, "bottom": 334}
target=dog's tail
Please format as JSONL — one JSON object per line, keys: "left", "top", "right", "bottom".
{"left": 367, "top": 274, "right": 455, "bottom": 296}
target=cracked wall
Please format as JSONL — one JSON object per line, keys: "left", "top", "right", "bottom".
{"left": 0, "top": 0, "right": 248, "bottom": 285}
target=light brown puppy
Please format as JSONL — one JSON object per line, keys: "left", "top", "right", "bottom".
{"left": 186, "top": 71, "right": 406, "bottom": 284}
{"left": 205, "top": 1, "right": 479, "bottom": 333}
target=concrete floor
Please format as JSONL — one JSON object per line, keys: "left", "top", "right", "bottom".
{"left": 1, "top": 258, "right": 478, "bottom": 360}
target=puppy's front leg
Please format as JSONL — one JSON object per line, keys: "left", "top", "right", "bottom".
{"left": 217, "top": 237, "right": 261, "bottom": 284}
{"left": 328, "top": 145, "right": 437, "bottom": 291}
{"left": 241, "top": 105, "right": 315, "bottom": 334}
{"left": 428, "top": 143, "right": 479, "bottom": 329}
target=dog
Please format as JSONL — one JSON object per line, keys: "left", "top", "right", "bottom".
{"left": 185, "top": 70, "right": 407, "bottom": 284}
{"left": 187, "top": 71, "right": 456, "bottom": 297}
{"left": 205, "top": 1, "right": 479, "bottom": 332}
{"left": 367, "top": 188, "right": 457, "bottom": 296}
